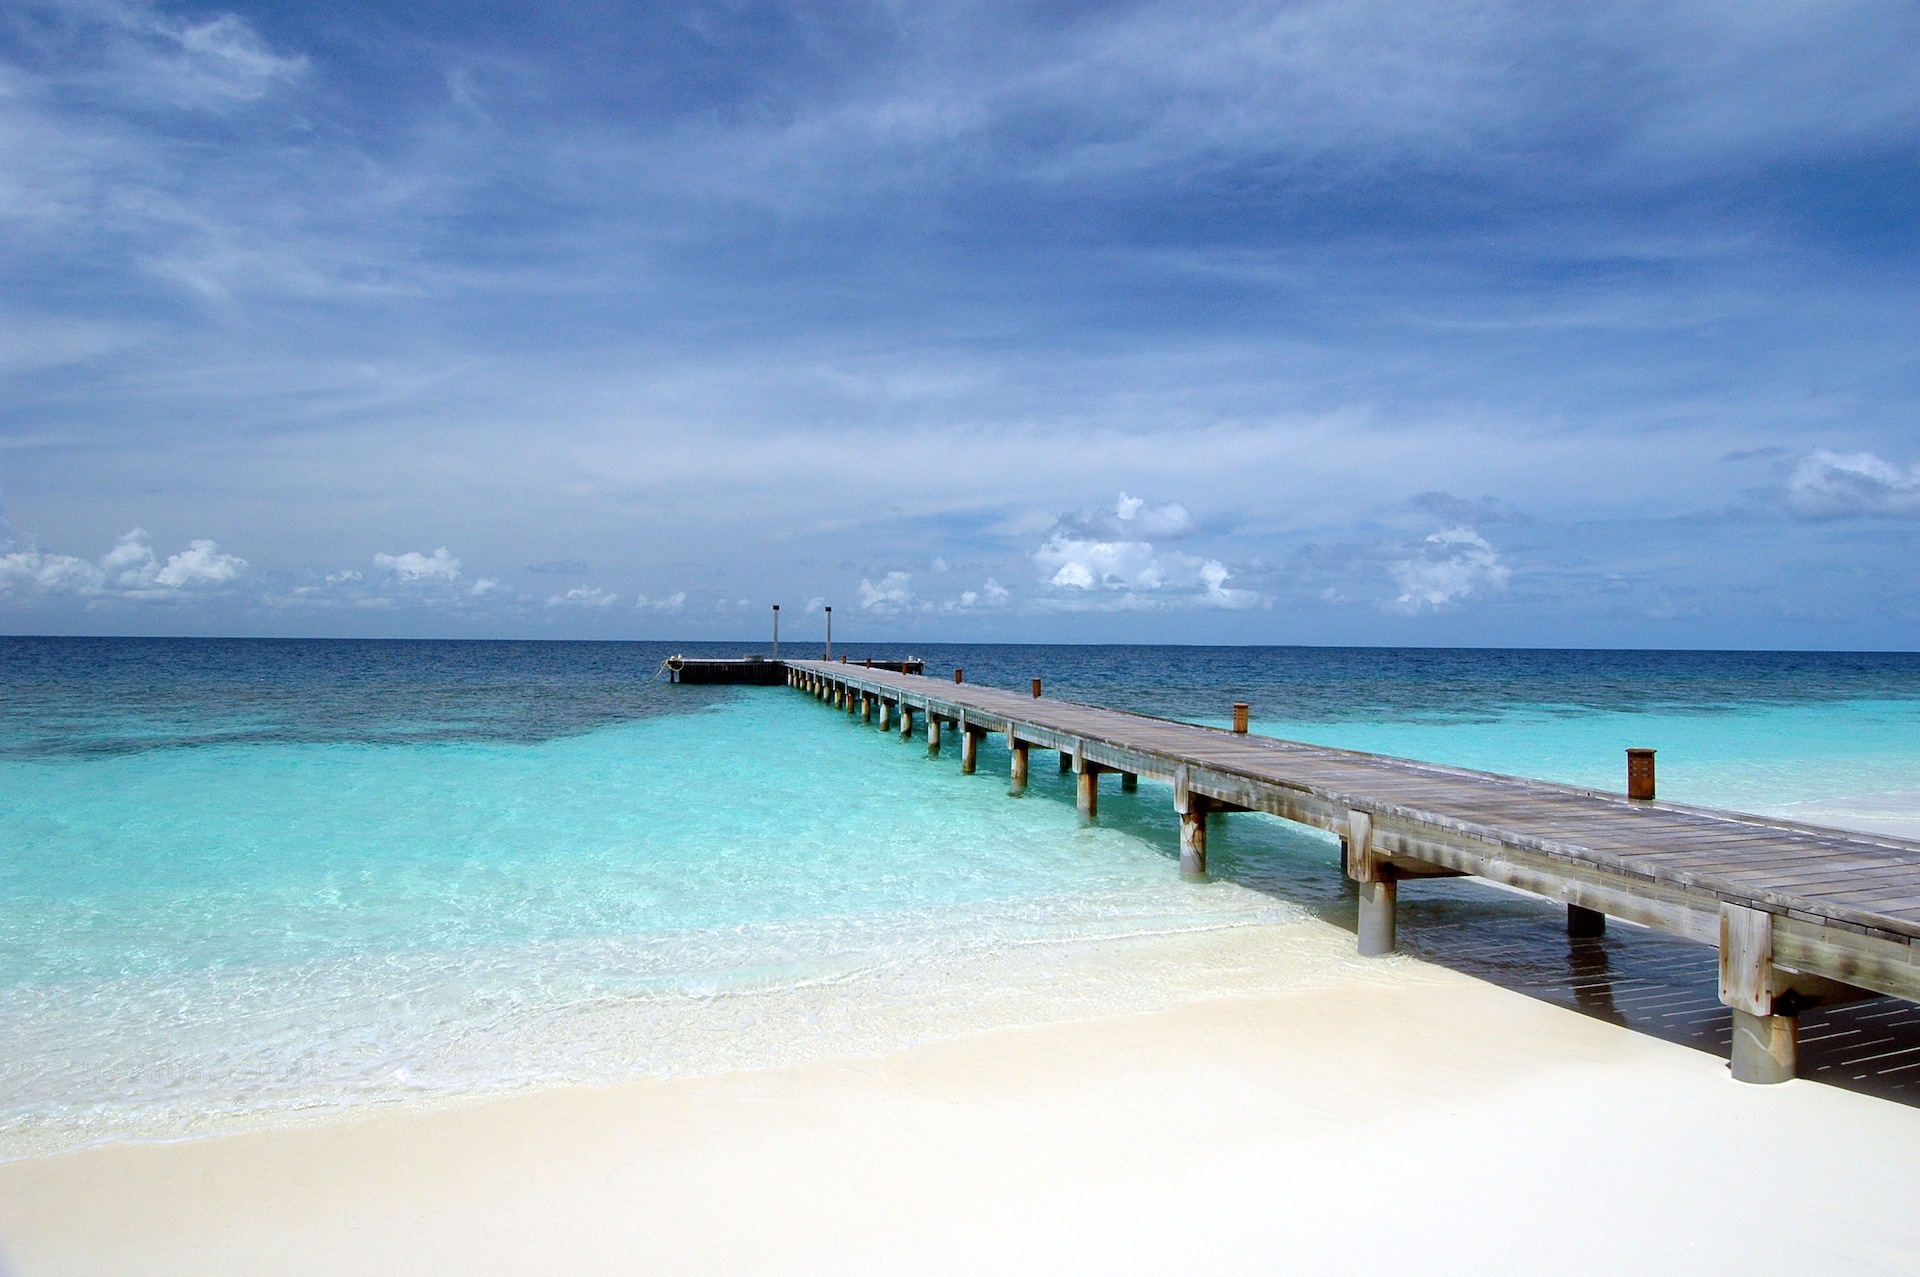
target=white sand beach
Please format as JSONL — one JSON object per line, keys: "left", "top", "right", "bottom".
{"left": 4, "top": 952, "right": 1917, "bottom": 1277}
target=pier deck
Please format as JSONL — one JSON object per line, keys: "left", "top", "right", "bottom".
{"left": 784, "top": 659, "right": 1920, "bottom": 1084}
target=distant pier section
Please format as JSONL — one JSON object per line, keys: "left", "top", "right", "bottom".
{"left": 683, "top": 657, "right": 1920, "bottom": 1088}
{"left": 662, "top": 656, "right": 924, "bottom": 684}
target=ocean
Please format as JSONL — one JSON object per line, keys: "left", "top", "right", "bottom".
{"left": 5, "top": 638, "right": 1919, "bottom": 1155}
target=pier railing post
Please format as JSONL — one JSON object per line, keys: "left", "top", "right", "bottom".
{"left": 1720, "top": 904, "right": 1797, "bottom": 1083}
{"left": 1010, "top": 732, "right": 1028, "bottom": 794}
{"left": 1348, "top": 810, "right": 1397, "bottom": 956}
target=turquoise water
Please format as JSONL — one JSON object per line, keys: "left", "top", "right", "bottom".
{"left": 4, "top": 640, "right": 1919, "bottom": 1154}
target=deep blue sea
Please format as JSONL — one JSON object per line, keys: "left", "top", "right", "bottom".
{"left": 5, "top": 638, "right": 1920, "bottom": 1154}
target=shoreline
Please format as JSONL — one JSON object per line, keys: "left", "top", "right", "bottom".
{"left": 5, "top": 964, "right": 1918, "bottom": 1275}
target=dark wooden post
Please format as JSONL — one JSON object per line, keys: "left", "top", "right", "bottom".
{"left": 1074, "top": 747, "right": 1098, "bottom": 821}
{"left": 954, "top": 668, "right": 964, "bottom": 684}
{"left": 1010, "top": 731, "right": 1029, "bottom": 795}
{"left": 1120, "top": 771, "right": 1138, "bottom": 792}
{"left": 1627, "top": 748, "right": 1656, "bottom": 801}
{"left": 1031, "top": 678, "right": 1042, "bottom": 698}
{"left": 1568, "top": 905, "right": 1606, "bottom": 938}
{"left": 1232, "top": 703, "right": 1249, "bottom": 734}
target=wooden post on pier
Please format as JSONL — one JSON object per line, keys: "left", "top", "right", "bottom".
{"left": 1074, "top": 745, "right": 1099, "bottom": 821}
{"left": 1232, "top": 703, "right": 1249, "bottom": 734}
{"left": 1627, "top": 748, "right": 1656, "bottom": 801}
{"left": 1720, "top": 904, "right": 1797, "bottom": 1084}
{"left": 1348, "top": 809, "right": 1397, "bottom": 956}
{"left": 878, "top": 698, "right": 892, "bottom": 732}
{"left": 1568, "top": 905, "right": 1607, "bottom": 938}
{"left": 927, "top": 716, "right": 943, "bottom": 755}
{"left": 960, "top": 721, "right": 981, "bottom": 775}
{"left": 1175, "top": 768, "right": 1207, "bottom": 878}
{"left": 900, "top": 704, "right": 914, "bottom": 738}
{"left": 1031, "top": 678, "right": 1042, "bottom": 698}
{"left": 1009, "top": 731, "right": 1029, "bottom": 795}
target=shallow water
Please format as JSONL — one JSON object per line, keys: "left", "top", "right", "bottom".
{"left": 3, "top": 639, "right": 1918, "bottom": 1154}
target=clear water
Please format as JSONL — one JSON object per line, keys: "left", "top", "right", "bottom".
{"left": 4, "top": 639, "right": 1919, "bottom": 1156}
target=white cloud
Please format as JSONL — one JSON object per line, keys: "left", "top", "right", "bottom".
{"left": 548, "top": 586, "right": 616, "bottom": 608}
{"left": 953, "top": 577, "right": 1011, "bottom": 611}
{"left": 1783, "top": 449, "right": 1920, "bottom": 519}
{"left": 1032, "top": 534, "right": 1256, "bottom": 610}
{"left": 1390, "top": 527, "right": 1510, "bottom": 612}
{"left": 859, "top": 571, "right": 915, "bottom": 612}
{"left": 466, "top": 577, "right": 501, "bottom": 597}
{"left": 1113, "top": 492, "right": 1195, "bottom": 537}
{"left": 324, "top": 569, "right": 362, "bottom": 584}
{"left": 0, "top": 528, "right": 245, "bottom": 601}
{"left": 804, "top": 596, "right": 828, "bottom": 613}
{"left": 374, "top": 547, "right": 461, "bottom": 582}
{"left": 154, "top": 538, "right": 246, "bottom": 586}
{"left": 634, "top": 591, "right": 686, "bottom": 611}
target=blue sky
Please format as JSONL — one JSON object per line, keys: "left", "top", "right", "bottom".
{"left": 2, "top": 0, "right": 1918, "bottom": 646}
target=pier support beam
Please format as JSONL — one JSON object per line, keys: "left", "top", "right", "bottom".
{"left": 1567, "top": 904, "right": 1606, "bottom": 938}
{"left": 1121, "top": 771, "right": 1138, "bottom": 792}
{"left": 1720, "top": 904, "right": 1798, "bottom": 1084}
{"left": 927, "top": 716, "right": 942, "bottom": 755}
{"left": 1357, "top": 880, "right": 1397, "bottom": 957}
{"left": 1059, "top": 749, "right": 1072, "bottom": 774}
{"left": 1010, "top": 735, "right": 1029, "bottom": 795}
{"left": 1175, "top": 771, "right": 1209, "bottom": 878}
{"left": 900, "top": 705, "right": 914, "bottom": 739}
{"left": 1730, "top": 1010, "right": 1798, "bottom": 1085}
{"left": 1075, "top": 752, "right": 1099, "bottom": 822}
{"left": 1347, "top": 810, "right": 1397, "bottom": 956}
{"left": 960, "top": 726, "right": 982, "bottom": 775}
{"left": 878, "top": 699, "right": 891, "bottom": 732}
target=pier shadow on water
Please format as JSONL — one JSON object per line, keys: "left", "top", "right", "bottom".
{"left": 1070, "top": 769, "right": 1920, "bottom": 1110}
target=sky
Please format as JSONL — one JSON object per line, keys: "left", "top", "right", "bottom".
{"left": 2, "top": 0, "right": 1918, "bottom": 647}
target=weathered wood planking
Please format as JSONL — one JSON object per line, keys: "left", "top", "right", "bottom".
{"left": 785, "top": 660, "right": 1920, "bottom": 1018}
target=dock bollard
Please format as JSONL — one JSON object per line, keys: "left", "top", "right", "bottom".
{"left": 1232, "top": 703, "right": 1250, "bottom": 734}
{"left": 1031, "top": 678, "right": 1042, "bottom": 698}
{"left": 1627, "top": 748, "right": 1656, "bottom": 801}
{"left": 954, "top": 668, "right": 964, "bottom": 684}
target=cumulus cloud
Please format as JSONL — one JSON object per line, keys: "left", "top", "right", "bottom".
{"left": 859, "top": 571, "right": 915, "bottom": 612}
{"left": 1032, "top": 534, "right": 1256, "bottom": 610}
{"left": 548, "top": 586, "right": 616, "bottom": 608}
{"left": 634, "top": 591, "right": 687, "bottom": 611}
{"left": 1027, "top": 493, "right": 1254, "bottom": 611}
{"left": 374, "top": 547, "right": 461, "bottom": 582}
{"left": 1113, "top": 492, "right": 1196, "bottom": 538}
{"left": 1390, "top": 527, "right": 1510, "bottom": 612}
{"left": 1782, "top": 450, "right": 1920, "bottom": 520}
{"left": 0, "top": 528, "right": 246, "bottom": 601}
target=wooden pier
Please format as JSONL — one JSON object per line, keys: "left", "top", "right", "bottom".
{"left": 777, "top": 659, "right": 1920, "bottom": 1085}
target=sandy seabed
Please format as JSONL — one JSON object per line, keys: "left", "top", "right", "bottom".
{"left": 3, "top": 938, "right": 1917, "bottom": 1277}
